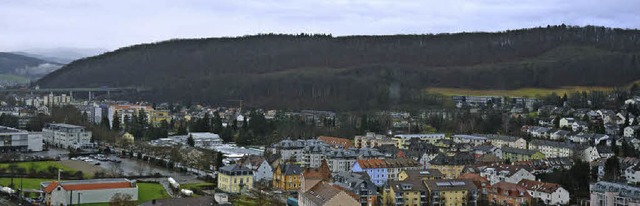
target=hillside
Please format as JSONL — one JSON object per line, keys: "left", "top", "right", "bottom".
{"left": 0, "top": 52, "right": 63, "bottom": 86}
{"left": 37, "top": 25, "right": 640, "bottom": 110}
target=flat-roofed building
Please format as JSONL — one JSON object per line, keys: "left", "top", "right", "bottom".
{"left": 42, "top": 123, "right": 93, "bottom": 149}
{"left": 0, "top": 126, "right": 43, "bottom": 152}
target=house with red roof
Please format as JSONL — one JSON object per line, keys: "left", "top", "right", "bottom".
{"left": 488, "top": 181, "right": 532, "bottom": 205}
{"left": 40, "top": 178, "right": 138, "bottom": 205}
{"left": 517, "top": 179, "right": 570, "bottom": 205}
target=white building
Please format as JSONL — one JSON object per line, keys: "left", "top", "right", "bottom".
{"left": 188, "top": 132, "right": 223, "bottom": 148}
{"left": 626, "top": 164, "right": 640, "bottom": 184}
{"left": 590, "top": 181, "right": 640, "bottom": 206}
{"left": 559, "top": 118, "right": 575, "bottom": 129}
{"left": 43, "top": 93, "right": 72, "bottom": 106}
{"left": 41, "top": 179, "right": 138, "bottom": 205}
{"left": 453, "top": 134, "right": 489, "bottom": 146}
{"left": 480, "top": 166, "right": 535, "bottom": 185}
{"left": 42, "top": 123, "right": 93, "bottom": 149}
{"left": 625, "top": 126, "right": 640, "bottom": 138}
{"left": 518, "top": 179, "right": 570, "bottom": 205}
{"left": 240, "top": 156, "right": 273, "bottom": 182}
{"left": 528, "top": 140, "right": 574, "bottom": 158}
{"left": 0, "top": 126, "right": 43, "bottom": 152}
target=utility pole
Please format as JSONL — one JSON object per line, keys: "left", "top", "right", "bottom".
{"left": 58, "top": 169, "right": 63, "bottom": 181}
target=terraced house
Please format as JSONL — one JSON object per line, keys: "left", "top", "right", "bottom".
{"left": 483, "top": 135, "right": 527, "bottom": 149}
{"left": 518, "top": 179, "right": 570, "bottom": 205}
{"left": 501, "top": 147, "right": 545, "bottom": 162}
{"left": 384, "top": 171, "right": 429, "bottom": 206}
{"left": 528, "top": 139, "right": 575, "bottom": 158}
{"left": 273, "top": 163, "right": 303, "bottom": 191}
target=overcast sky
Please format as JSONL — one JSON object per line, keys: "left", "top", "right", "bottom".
{"left": 1, "top": 0, "right": 639, "bottom": 51}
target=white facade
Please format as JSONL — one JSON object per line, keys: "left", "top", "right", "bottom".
{"left": 626, "top": 166, "right": 640, "bottom": 184}
{"left": 0, "top": 126, "right": 42, "bottom": 152}
{"left": 42, "top": 179, "right": 138, "bottom": 205}
{"left": 583, "top": 147, "right": 601, "bottom": 162}
{"left": 559, "top": 118, "right": 575, "bottom": 128}
{"left": 42, "top": 123, "right": 93, "bottom": 149}
{"left": 254, "top": 160, "right": 273, "bottom": 182}
{"left": 481, "top": 167, "right": 535, "bottom": 185}
{"left": 188, "top": 132, "right": 223, "bottom": 148}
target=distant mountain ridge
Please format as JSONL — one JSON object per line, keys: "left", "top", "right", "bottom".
{"left": 14, "top": 47, "right": 107, "bottom": 64}
{"left": 0, "top": 52, "right": 63, "bottom": 85}
{"left": 37, "top": 25, "right": 640, "bottom": 110}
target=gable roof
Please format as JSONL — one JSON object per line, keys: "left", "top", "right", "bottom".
{"left": 492, "top": 182, "right": 531, "bottom": 198}
{"left": 302, "top": 182, "right": 358, "bottom": 206}
{"left": 517, "top": 179, "right": 563, "bottom": 194}
{"left": 303, "top": 160, "right": 331, "bottom": 180}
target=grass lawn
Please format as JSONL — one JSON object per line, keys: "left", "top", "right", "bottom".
{"left": 0, "top": 161, "right": 75, "bottom": 173}
{"left": 425, "top": 86, "right": 613, "bottom": 98}
{"left": 180, "top": 182, "right": 215, "bottom": 190}
{"left": 138, "top": 182, "right": 170, "bottom": 203}
{"left": 232, "top": 195, "right": 258, "bottom": 206}
{"left": 0, "top": 177, "right": 52, "bottom": 190}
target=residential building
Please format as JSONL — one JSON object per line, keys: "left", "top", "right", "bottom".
{"left": 273, "top": 163, "right": 303, "bottom": 191}
{"left": 458, "top": 173, "right": 491, "bottom": 204}
{"left": 480, "top": 165, "right": 535, "bottom": 185}
{"left": 352, "top": 158, "right": 421, "bottom": 187}
{"left": 302, "top": 144, "right": 329, "bottom": 168}
{"left": 354, "top": 132, "right": 396, "bottom": 148}
{"left": 149, "top": 109, "right": 170, "bottom": 127}
{"left": 472, "top": 145, "right": 503, "bottom": 159}
{"left": 518, "top": 179, "right": 570, "bottom": 205}
{"left": 501, "top": 147, "right": 545, "bottom": 162}
{"left": 217, "top": 164, "right": 253, "bottom": 193}
{"left": 569, "top": 134, "right": 610, "bottom": 145}
{"left": 42, "top": 123, "right": 93, "bottom": 149}
{"left": 550, "top": 130, "right": 571, "bottom": 140}
{"left": 453, "top": 135, "right": 489, "bottom": 146}
{"left": 273, "top": 139, "right": 322, "bottom": 161}
{"left": 625, "top": 126, "right": 640, "bottom": 138}
{"left": 333, "top": 172, "right": 378, "bottom": 206}
{"left": 383, "top": 171, "right": 428, "bottom": 206}
{"left": 326, "top": 148, "right": 358, "bottom": 173}
{"left": 41, "top": 179, "right": 138, "bottom": 205}
{"left": 424, "top": 179, "right": 479, "bottom": 206}
{"left": 572, "top": 121, "right": 589, "bottom": 132}
{"left": 590, "top": 181, "right": 640, "bottom": 206}
{"left": 43, "top": 93, "right": 72, "bottom": 106}
{"left": 300, "top": 160, "right": 332, "bottom": 194}
{"left": 484, "top": 135, "right": 527, "bottom": 149}
{"left": 393, "top": 133, "right": 445, "bottom": 149}
{"left": 0, "top": 126, "right": 43, "bottom": 152}
{"left": 298, "top": 181, "right": 360, "bottom": 206}
{"left": 239, "top": 155, "right": 273, "bottom": 182}
{"left": 625, "top": 164, "right": 640, "bottom": 184}
{"left": 488, "top": 181, "right": 531, "bottom": 205}
{"left": 559, "top": 118, "right": 575, "bottom": 129}
{"left": 528, "top": 140, "right": 575, "bottom": 158}
{"left": 429, "top": 153, "right": 475, "bottom": 179}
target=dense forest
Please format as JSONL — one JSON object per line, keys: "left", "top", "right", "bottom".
{"left": 38, "top": 25, "right": 640, "bottom": 110}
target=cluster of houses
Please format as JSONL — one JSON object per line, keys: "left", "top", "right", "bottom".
{"left": 217, "top": 133, "right": 584, "bottom": 205}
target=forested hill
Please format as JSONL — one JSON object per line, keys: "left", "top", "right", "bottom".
{"left": 38, "top": 25, "right": 640, "bottom": 110}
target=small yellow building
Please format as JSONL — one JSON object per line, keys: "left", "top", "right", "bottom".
{"left": 424, "top": 179, "right": 479, "bottom": 206}
{"left": 217, "top": 164, "right": 253, "bottom": 193}
{"left": 150, "top": 110, "right": 170, "bottom": 127}
{"left": 272, "top": 163, "right": 303, "bottom": 191}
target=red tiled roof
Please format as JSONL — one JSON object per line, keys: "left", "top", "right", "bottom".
{"left": 304, "top": 160, "right": 331, "bottom": 180}
{"left": 43, "top": 181, "right": 134, "bottom": 193}
{"left": 318, "top": 136, "right": 354, "bottom": 149}
{"left": 491, "top": 182, "right": 531, "bottom": 198}
{"left": 517, "top": 179, "right": 562, "bottom": 194}
{"left": 43, "top": 181, "right": 59, "bottom": 193}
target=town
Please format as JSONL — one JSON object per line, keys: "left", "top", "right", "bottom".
{"left": 0, "top": 86, "right": 638, "bottom": 206}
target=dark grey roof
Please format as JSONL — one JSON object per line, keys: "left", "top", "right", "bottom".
{"left": 530, "top": 139, "right": 575, "bottom": 148}
{"left": 429, "top": 152, "right": 475, "bottom": 165}
{"left": 219, "top": 164, "right": 252, "bottom": 173}
{"left": 502, "top": 147, "right": 537, "bottom": 155}
{"left": 282, "top": 164, "right": 303, "bottom": 175}
{"left": 591, "top": 181, "right": 640, "bottom": 199}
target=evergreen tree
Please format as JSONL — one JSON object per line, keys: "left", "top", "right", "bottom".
{"left": 187, "top": 134, "right": 195, "bottom": 147}
{"left": 604, "top": 156, "right": 621, "bottom": 181}
{"left": 112, "top": 111, "right": 121, "bottom": 131}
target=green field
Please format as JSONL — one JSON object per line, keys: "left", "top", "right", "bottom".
{"left": 0, "top": 161, "right": 75, "bottom": 173}
{"left": 0, "top": 177, "right": 51, "bottom": 189}
{"left": 180, "top": 182, "right": 215, "bottom": 190}
{"left": 425, "top": 86, "right": 613, "bottom": 97}
{"left": 0, "top": 178, "right": 170, "bottom": 205}
{"left": 138, "top": 182, "right": 170, "bottom": 203}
